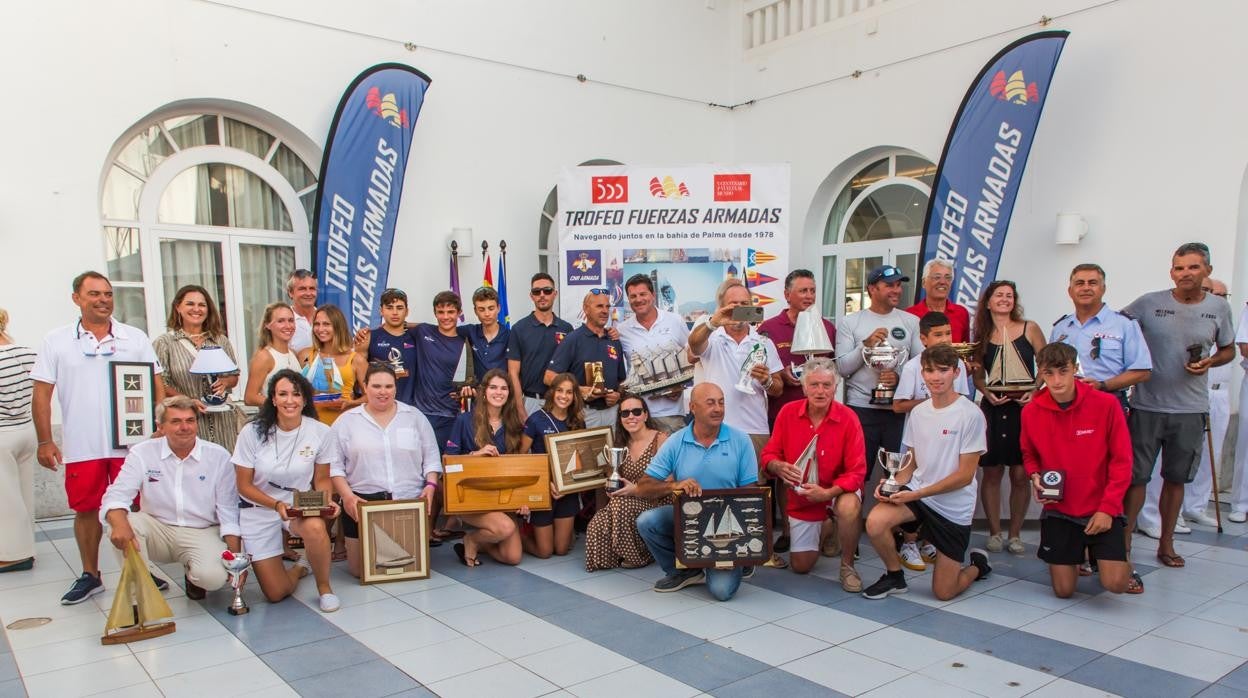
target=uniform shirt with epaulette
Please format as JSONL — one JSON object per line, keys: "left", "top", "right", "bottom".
{"left": 1049, "top": 303, "right": 1152, "bottom": 382}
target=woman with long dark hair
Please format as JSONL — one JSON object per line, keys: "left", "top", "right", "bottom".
{"left": 584, "top": 393, "right": 670, "bottom": 571}
{"left": 444, "top": 368, "right": 525, "bottom": 566}
{"left": 518, "top": 372, "right": 587, "bottom": 558}
{"left": 972, "top": 280, "right": 1046, "bottom": 555}
{"left": 233, "top": 369, "right": 342, "bottom": 611}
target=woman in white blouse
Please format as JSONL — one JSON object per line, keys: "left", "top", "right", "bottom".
{"left": 331, "top": 363, "right": 441, "bottom": 578}
{"left": 233, "top": 369, "right": 342, "bottom": 612}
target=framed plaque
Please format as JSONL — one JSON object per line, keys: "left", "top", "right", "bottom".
{"left": 674, "top": 487, "right": 772, "bottom": 570}
{"left": 441, "top": 454, "right": 552, "bottom": 514}
{"left": 545, "top": 427, "right": 614, "bottom": 495}
{"left": 109, "top": 361, "right": 156, "bottom": 449}
{"left": 358, "top": 499, "right": 429, "bottom": 585}
{"left": 287, "top": 490, "right": 335, "bottom": 518}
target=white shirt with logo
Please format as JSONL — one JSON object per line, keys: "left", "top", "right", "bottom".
{"left": 232, "top": 416, "right": 339, "bottom": 505}
{"left": 617, "top": 309, "right": 690, "bottom": 417}
{"left": 30, "top": 319, "right": 163, "bottom": 463}
{"left": 901, "top": 395, "right": 986, "bottom": 525}
{"left": 692, "top": 324, "right": 782, "bottom": 434}
{"left": 100, "top": 437, "right": 240, "bottom": 537}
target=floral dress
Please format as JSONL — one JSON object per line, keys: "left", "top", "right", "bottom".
{"left": 585, "top": 434, "right": 668, "bottom": 572}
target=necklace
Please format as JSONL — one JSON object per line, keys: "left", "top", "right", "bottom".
{"left": 272, "top": 421, "right": 305, "bottom": 472}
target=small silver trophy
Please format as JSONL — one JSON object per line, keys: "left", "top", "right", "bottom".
{"left": 601, "top": 446, "right": 627, "bottom": 493}
{"left": 735, "top": 342, "right": 768, "bottom": 395}
{"left": 877, "top": 448, "right": 915, "bottom": 496}
{"left": 861, "top": 344, "right": 909, "bottom": 405}
{"left": 387, "top": 347, "right": 409, "bottom": 378}
{"left": 221, "top": 550, "right": 253, "bottom": 616}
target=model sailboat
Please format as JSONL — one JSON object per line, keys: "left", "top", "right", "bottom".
{"left": 791, "top": 435, "right": 819, "bottom": 491}
{"left": 371, "top": 522, "right": 417, "bottom": 570}
{"left": 563, "top": 449, "right": 603, "bottom": 481}
{"left": 705, "top": 507, "right": 745, "bottom": 548}
{"left": 986, "top": 329, "right": 1036, "bottom": 394}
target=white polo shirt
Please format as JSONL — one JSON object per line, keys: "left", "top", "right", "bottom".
{"left": 894, "top": 354, "right": 973, "bottom": 401}
{"left": 290, "top": 312, "right": 314, "bottom": 353}
{"left": 30, "top": 319, "right": 163, "bottom": 463}
{"left": 692, "top": 324, "right": 782, "bottom": 434}
{"left": 618, "top": 309, "right": 690, "bottom": 417}
{"left": 100, "top": 437, "right": 240, "bottom": 537}
{"left": 330, "top": 403, "right": 442, "bottom": 498}
{"left": 233, "top": 416, "right": 338, "bottom": 505}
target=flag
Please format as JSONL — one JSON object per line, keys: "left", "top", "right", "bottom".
{"left": 482, "top": 254, "right": 494, "bottom": 288}
{"left": 497, "top": 252, "right": 511, "bottom": 329}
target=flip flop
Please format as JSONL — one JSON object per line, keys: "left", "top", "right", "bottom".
{"left": 454, "top": 543, "right": 480, "bottom": 568}
{"left": 763, "top": 553, "right": 788, "bottom": 569}
{"left": 433, "top": 529, "right": 466, "bottom": 541}
{"left": 1156, "top": 552, "right": 1186, "bottom": 568}
{"left": 1126, "top": 571, "right": 1144, "bottom": 594}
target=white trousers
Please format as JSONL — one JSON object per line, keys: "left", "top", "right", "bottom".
{"left": 1140, "top": 387, "right": 1228, "bottom": 528}
{"left": 1234, "top": 376, "right": 1248, "bottom": 514}
{"left": 0, "top": 424, "right": 36, "bottom": 560}
{"left": 116, "top": 511, "right": 230, "bottom": 591}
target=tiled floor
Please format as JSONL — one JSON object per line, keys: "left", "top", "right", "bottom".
{"left": 2, "top": 514, "right": 1248, "bottom": 697}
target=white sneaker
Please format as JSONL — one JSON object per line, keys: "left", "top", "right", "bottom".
{"left": 1174, "top": 517, "right": 1192, "bottom": 535}
{"left": 919, "top": 541, "right": 938, "bottom": 563}
{"left": 899, "top": 542, "right": 926, "bottom": 571}
{"left": 1229, "top": 511, "right": 1247, "bottom": 524}
{"left": 1183, "top": 509, "right": 1219, "bottom": 528}
{"left": 1138, "top": 524, "right": 1162, "bottom": 540}
{"left": 319, "top": 593, "right": 340, "bottom": 613}
{"left": 1007, "top": 537, "right": 1025, "bottom": 555}
{"left": 985, "top": 534, "right": 1004, "bottom": 553}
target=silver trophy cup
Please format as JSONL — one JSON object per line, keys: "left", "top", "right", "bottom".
{"left": 221, "top": 550, "right": 253, "bottom": 616}
{"left": 601, "top": 446, "right": 627, "bottom": 493}
{"left": 877, "top": 448, "right": 915, "bottom": 496}
{"left": 861, "top": 344, "right": 909, "bottom": 405}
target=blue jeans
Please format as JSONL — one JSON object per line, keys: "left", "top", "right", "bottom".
{"left": 636, "top": 506, "right": 743, "bottom": 601}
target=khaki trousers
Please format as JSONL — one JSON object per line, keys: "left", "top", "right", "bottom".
{"left": 0, "top": 424, "right": 36, "bottom": 560}
{"left": 120, "top": 511, "right": 229, "bottom": 591}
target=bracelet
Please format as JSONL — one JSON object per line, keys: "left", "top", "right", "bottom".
{"left": 37, "top": 440, "right": 51, "bottom": 446}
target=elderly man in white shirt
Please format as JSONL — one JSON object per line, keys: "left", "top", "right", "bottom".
{"left": 617, "top": 273, "right": 691, "bottom": 433}
{"left": 331, "top": 363, "right": 442, "bottom": 578}
{"left": 102, "top": 396, "right": 240, "bottom": 600}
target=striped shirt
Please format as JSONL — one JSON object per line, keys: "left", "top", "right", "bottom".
{"left": 0, "top": 345, "right": 36, "bottom": 427}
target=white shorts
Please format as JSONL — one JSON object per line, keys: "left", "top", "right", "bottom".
{"left": 239, "top": 506, "right": 292, "bottom": 562}
{"left": 787, "top": 517, "right": 825, "bottom": 553}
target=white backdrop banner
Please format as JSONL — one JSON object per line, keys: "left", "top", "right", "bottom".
{"left": 555, "top": 164, "right": 790, "bottom": 325}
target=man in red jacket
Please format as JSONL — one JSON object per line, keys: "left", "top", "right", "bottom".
{"left": 760, "top": 357, "right": 866, "bottom": 591}
{"left": 1021, "top": 343, "right": 1132, "bottom": 598}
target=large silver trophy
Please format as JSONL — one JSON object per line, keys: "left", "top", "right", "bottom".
{"left": 861, "top": 343, "right": 908, "bottom": 405}
{"left": 735, "top": 342, "right": 769, "bottom": 395}
{"left": 601, "top": 446, "right": 627, "bottom": 493}
{"left": 877, "top": 448, "right": 916, "bottom": 496}
{"left": 220, "top": 550, "right": 253, "bottom": 616}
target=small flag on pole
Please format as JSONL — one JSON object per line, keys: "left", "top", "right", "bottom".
{"left": 498, "top": 242, "right": 511, "bottom": 329}
{"left": 482, "top": 254, "right": 494, "bottom": 289}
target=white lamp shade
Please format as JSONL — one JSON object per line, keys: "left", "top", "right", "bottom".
{"left": 188, "top": 346, "right": 239, "bottom": 375}
{"left": 792, "top": 306, "right": 834, "bottom": 355}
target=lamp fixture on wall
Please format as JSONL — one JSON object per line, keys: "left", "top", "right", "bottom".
{"left": 1055, "top": 213, "right": 1088, "bottom": 245}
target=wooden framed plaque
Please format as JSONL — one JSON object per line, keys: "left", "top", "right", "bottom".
{"left": 674, "top": 487, "right": 772, "bottom": 570}
{"left": 441, "top": 454, "right": 552, "bottom": 514}
{"left": 287, "top": 490, "right": 335, "bottom": 518}
{"left": 358, "top": 499, "right": 429, "bottom": 584}
{"left": 545, "top": 426, "right": 614, "bottom": 495}
{"left": 109, "top": 361, "right": 156, "bottom": 449}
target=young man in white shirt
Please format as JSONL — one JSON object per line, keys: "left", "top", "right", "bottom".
{"left": 863, "top": 344, "right": 991, "bottom": 600}
{"left": 101, "top": 396, "right": 240, "bottom": 600}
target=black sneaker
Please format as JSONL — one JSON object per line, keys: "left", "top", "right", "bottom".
{"left": 861, "top": 572, "right": 907, "bottom": 599}
{"left": 654, "top": 569, "right": 705, "bottom": 592}
{"left": 969, "top": 548, "right": 992, "bottom": 581}
{"left": 741, "top": 566, "right": 755, "bottom": 580}
{"left": 61, "top": 572, "right": 104, "bottom": 605}
{"left": 151, "top": 573, "right": 169, "bottom": 591}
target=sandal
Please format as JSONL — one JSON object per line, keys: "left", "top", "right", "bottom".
{"left": 433, "top": 528, "right": 466, "bottom": 541}
{"left": 763, "top": 553, "right": 788, "bottom": 569}
{"left": 1126, "top": 571, "right": 1144, "bottom": 594}
{"left": 282, "top": 550, "right": 303, "bottom": 563}
{"left": 1156, "top": 552, "right": 1186, "bottom": 568}
{"left": 454, "top": 543, "right": 480, "bottom": 568}
{"left": 331, "top": 550, "right": 347, "bottom": 562}
{"left": 1077, "top": 562, "right": 1093, "bottom": 577}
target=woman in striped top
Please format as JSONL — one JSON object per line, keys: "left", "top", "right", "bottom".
{"left": 0, "top": 307, "right": 37, "bottom": 572}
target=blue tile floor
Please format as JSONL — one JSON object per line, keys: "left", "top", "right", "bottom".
{"left": 2, "top": 514, "right": 1248, "bottom": 697}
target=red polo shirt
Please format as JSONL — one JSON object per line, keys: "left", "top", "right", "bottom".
{"left": 904, "top": 300, "right": 971, "bottom": 343}
{"left": 759, "top": 399, "right": 866, "bottom": 521}
{"left": 758, "top": 310, "right": 836, "bottom": 426}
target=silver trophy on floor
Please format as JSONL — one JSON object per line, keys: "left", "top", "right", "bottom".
{"left": 877, "top": 448, "right": 915, "bottom": 496}
{"left": 221, "top": 550, "right": 253, "bottom": 616}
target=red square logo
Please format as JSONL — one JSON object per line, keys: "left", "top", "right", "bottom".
{"left": 591, "top": 176, "right": 628, "bottom": 204}
{"left": 714, "top": 174, "right": 751, "bottom": 202}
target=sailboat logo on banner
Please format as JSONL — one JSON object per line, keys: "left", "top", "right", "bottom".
{"left": 989, "top": 70, "right": 1040, "bottom": 105}
{"left": 365, "top": 87, "right": 411, "bottom": 128}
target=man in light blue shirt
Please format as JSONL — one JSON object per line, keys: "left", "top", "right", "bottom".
{"left": 633, "top": 383, "right": 758, "bottom": 600}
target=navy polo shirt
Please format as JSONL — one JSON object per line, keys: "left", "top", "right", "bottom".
{"left": 444, "top": 412, "right": 509, "bottom": 454}
{"left": 547, "top": 324, "right": 627, "bottom": 410}
{"left": 523, "top": 410, "right": 568, "bottom": 455}
{"left": 411, "top": 323, "right": 468, "bottom": 420}
{"left": 464, "top": 323, "right": 511, "bottom": 381}
{"left": 507, "top": 312, "right": 574, "bottom": 398}
{"left": 367, "top": 327, "right": 419, "bottom": 406}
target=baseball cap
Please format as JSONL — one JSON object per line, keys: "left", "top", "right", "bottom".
{"left": 867, "top": 265, "right": 910, "bottom": 285}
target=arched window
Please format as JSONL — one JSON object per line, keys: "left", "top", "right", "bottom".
{"left": 538, "top": 158, "right": 624, "bottom": 280}
{"left": 100, "top": 105, "right": 320, "bottom": 359}
{"left": 813, "top": 151, "right": 935, "bottom": 318}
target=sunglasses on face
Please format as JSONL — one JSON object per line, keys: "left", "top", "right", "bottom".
{"left": 531, "top": 287, "right": 555, "bottom": 296}
{"left": 1090, "top": 337, "right": 1101, "bottom": 360}
{"left": 619, "top": 407, "right": 646, "bottom": 418}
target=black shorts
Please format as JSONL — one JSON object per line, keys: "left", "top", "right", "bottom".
{"left": 898, "top": 495, "right": 971, "bottom": 563}
{"left": 342, "top": 491, "right": 394, "bottom": 539}
{"left": 529, "top": 490, "right": 582, "bottom": 526}
{"left": 1038, "top": 514, "right": 1127, "bottom": 566}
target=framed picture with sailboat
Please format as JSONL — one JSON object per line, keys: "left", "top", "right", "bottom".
{"left": 357, "top": 499, "right": 430, "bottom": 584}
{"left": 673, "top": 487, "right": 772, "bottom": 570}
{"left": 544, "top": 426, "right": 614, "bottom": 495}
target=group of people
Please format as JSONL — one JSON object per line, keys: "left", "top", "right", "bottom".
{"left": 0, "top": 239, "right": 1245, "bottom": 619}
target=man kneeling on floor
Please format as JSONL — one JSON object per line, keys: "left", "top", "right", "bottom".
{"left": 634, "top": 382, "right": 760, "bottom": 600}
{"left": 101, "top": 396, "right": 241, "bottom": 599}
{"left": 862, "top": 344, "right": 991, "bottom": 601}
{"left": 1022, "top": 342, "right": 1132, "bottom": 597}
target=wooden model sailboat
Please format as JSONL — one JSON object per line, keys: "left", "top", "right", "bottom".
{"left": 563, "top": 448, "right": 605, "bottom": 481}
{"left": 705, "top": 508, "right": 745, "bottom": 548}
{"left": 791, "top": 435, "right": 819, "bottom": 491}
{"left": 101, "top": 547, "right": 176, "bottom": 645}
{"left": 985, "top": 329, "right": 1035, "bottom": 394}
{"left": 371, "top": 522, "right": 417, "bottom": 570}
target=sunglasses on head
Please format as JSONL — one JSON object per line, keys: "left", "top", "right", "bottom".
{"left": 619, "top": 407, "right": 646, "bottom": 418}
{"left": 531, "top": 287, "right": 555, "bottom": 296}
{"left": 589, "top": 288, "right": 609, "bottom": 295}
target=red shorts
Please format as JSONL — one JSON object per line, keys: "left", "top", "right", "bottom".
{"left": 65, "top": 458, "right": 125, "bottom": 512}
